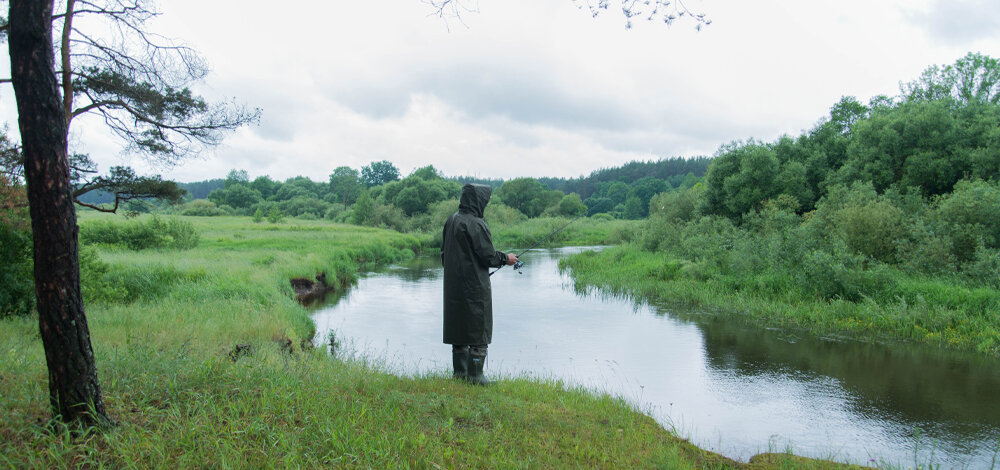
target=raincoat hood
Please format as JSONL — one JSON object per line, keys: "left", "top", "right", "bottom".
{"left": 458, "top": 184, "right": 491, "bottom": 219}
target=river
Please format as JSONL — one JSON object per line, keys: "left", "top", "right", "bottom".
{"left": 312, "top": 247, "right": 1000, "bottom": 467}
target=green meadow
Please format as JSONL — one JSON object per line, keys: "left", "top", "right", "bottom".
{"left": 0, "top": 214, "right": 848, "bottom": 468}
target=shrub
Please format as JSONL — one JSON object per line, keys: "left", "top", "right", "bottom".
{"left": 324, "top": 205, "right": 344, "bottom": 221}
{"left": 79, "top": 246, "right": 126, "bottom": 304}
{"left": 834, "top": 198, "right": 906, "bottom": 263}
{"left": 931, "top": 179, "right": 1000, "bottom": 262}
{"left": 372, "top": 203, "right": 406, "bottom": 232}
{"left": 80, "top": 216, "right": 200, "bottom": 250}
{"left": 180, "top": 199, "right": 226, "bottom": 216}
{"left": 0, "top": 222, "right": 34, "bottom": 317}
{"left": 267, "top": 207, "right": 283, "bottom": 223}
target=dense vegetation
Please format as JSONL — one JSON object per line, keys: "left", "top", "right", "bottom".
{"left": 1, "top": 215, "right": 839, "bottom": 468}
{"left": 563, "top": 52, "right": 1000, "bottom": 356}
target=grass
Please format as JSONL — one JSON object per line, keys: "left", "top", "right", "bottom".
{"left": 561, "top": 244, "right": 1000, "bottom": 357}
{"left": 1, "top": 213, "right": 854, "bottom": 468}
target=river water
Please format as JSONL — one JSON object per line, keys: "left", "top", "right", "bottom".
{"left": 312, "top": 247, "right": 1000, "bottom": 467}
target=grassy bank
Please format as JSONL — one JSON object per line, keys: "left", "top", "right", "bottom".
{"left": 1, "top": 214, "right": 846, "bottom": 468}
{"left": 561, "top": 244, "right": 1000, "bottom": 356}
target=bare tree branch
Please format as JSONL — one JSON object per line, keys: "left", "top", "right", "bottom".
{"left": 422, "top": 0, "right": 710, "bottom": 30}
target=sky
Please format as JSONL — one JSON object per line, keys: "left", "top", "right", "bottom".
{"left": 2, "top": 0, "right": 999, "bottom": 183}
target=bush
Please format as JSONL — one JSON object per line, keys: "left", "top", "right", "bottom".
{"left": 180, "top": 199, "right": 226, "bottom": 216}
{"left": 372, "top": 203, "right": 406, "bottom": 231}
{"left": 931, "top": 179, "right": 1000, "bottom": 263}
{"left": 324, "top": 205, "right": 344, "bottom": 221}
{"left": 964, "top": 248, "right": 1000, "bottom": 288}
{"left": 834, "top": 199, "right": 906, "bottom": 263}
{"left": 0, "top": 222, "right": 34, "bottom": 317}
{"left": 80, "top": 216, "right": 200, "bottom": 251}
{"left": 267, "top": 207, "right": 283, "bottom": 223}
{"left": 79, "top": 246, "right": 126, "bottom": 304}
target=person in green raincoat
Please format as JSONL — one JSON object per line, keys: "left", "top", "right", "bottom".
{"left": 441, "top": 183, "right": 517, "bottom": 385}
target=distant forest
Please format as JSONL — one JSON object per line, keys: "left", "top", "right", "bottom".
{"left": 77, "top": 156, "right": 710, "bottom": 215}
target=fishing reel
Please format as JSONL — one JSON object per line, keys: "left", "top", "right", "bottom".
{"left": 512, "top": 259, "right": 524, "bottom": 274}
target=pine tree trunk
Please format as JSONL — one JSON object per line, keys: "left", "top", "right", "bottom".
{"left": 8, "top": 0, "right": 111, "bottom": 428}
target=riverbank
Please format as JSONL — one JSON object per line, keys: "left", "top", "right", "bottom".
{"left": 561, "top": 243, "right": 1000, "bottom": 357}
{"left": 1, "top": 215, "right": 847, "bottom": 467}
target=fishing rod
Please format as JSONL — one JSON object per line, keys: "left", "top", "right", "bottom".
{"left": 490, "top": 214, "right": 584, "bottom": 276}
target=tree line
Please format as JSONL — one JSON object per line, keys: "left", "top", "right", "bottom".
{"left": 634, "top": 53, "right": 1000, "bottom": 329}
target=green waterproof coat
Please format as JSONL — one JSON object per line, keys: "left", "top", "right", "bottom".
{"left": 441, "top": 184, "right": 508, "bottom": 346}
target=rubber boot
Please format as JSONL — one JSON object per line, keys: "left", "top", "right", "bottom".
{"left": 452, "top": 345, "right": 470, "bottom": 380}
{"left": 467, "top": 345, "right": 489, "bottom": 386}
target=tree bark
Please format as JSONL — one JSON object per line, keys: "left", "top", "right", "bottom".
{"left": 8, "top": 0, "right": 111, "bottom": 428}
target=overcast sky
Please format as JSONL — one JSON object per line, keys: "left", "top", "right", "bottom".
{"left": 2, "top": 0, "right": 999, "bottom": 182}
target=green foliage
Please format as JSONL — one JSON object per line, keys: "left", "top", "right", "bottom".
{"left": 902, "top": 52, "right": 1000, "bottom": 105}
{"left": 648, "top": 185, "right": 701, "bottom": 223}
{"left": 360, "top": 160, "right": 400, "bottom": 187}
{"left": 351, "top": 190, "right": 376, "bottom": 225}
{"left": 80, "top": 215, "right": 201, "bottom": 251}
{"left": 278, "top": 196, "right": 331, "bottom": 219}
{"left": 555, "top": 193, "right": 587, "bottom": 217}
{"left": 208, "top": 183, "right": 262, "bottom": 211}
{"left": 179, "top": 199, "right": 228, "bottom": 216}
{"left": 252, "top": 208, "right": 264, "bottom": 223}
{"left": 538, "top": 156, "right": 711, "bottom": 199}
{"left": 378, "top": 166, "right": 460, "bottom": 216}
{"left": 250, "top": 175, "right": 278, "bottom": 199}
{"left": 372, "top": 203, "right": 406, "bottom": 231}
{"left": 495, "top": 177, "right": 547, "bottom": 217}
{"left": 407, "top": 198, "right": 460, "bottom": 235}
{"left": 69, "top": 156, "right": 187, "bottom": 210}
{"left": 329, "top": 166, "right": 362, "bottom": 206}
{"left": 702, "top": 140, "right": 780, "bottom": 219}
{"left": 0, "top": 221, "right": 34, "bottom": 317}
{"left": 266, "top": 207, "right": 283, "bottom": 223}
{"left": 79, "top": 246, "right": 126, "bottom": 304}
{"left": 932, "top": 179, "right": 1000, "bottom": 251}
{"left": 583, "top": 196, "right": 614, "bottom": 216}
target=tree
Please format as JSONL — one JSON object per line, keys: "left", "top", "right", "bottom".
{"left": 5, "top": 0, "right": 256, "bottom": 429}
{"left": 1, "top": 0, "right": 259, "bottom": 213}
{"left": 495, "top": 177, "right": 546, "bottom": 217}
{"left": 427, "top": 0, "right": 710, "bottom": 30}
{"left": 902, "top": 52, "right": 1000, "bottom": 106}
{"left": 69, "top": 153, "right": 185, "bottom": 212}
{"left": 556, "top": 192, "right": 587, "bottom": 216}
{"left": 224, "top": 169, "right": 250, "bottom": 188}
{"left": 702, "top": 141, "right": 780, "bottom": 220}
{"left": 250, "top": 175, "right": 278, "bottom": 199}
{"left": 8, "top": 0, "right": 111, "bottom": 428}
{"left": 351, "top": 190, "right": 375, "bottom": 225}
{"left": 329, "top": 166, "right": 361, "bottom": 207}
{"left": 360, "top": 160, "right": 400, "bottom": 187}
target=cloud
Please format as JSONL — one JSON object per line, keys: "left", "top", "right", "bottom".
{"left": 902, "top": 0, "right": 1000, "bottom": 45}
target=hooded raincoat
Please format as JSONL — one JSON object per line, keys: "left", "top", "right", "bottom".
{"left": 441, "top": 184, "right": 508, "bottom": 345}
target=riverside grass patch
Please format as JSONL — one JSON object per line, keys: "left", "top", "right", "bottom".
{"left": 0, "top": 213, "right": 848, "bottom": 468}
{"left": 561, "top": 244, "right": 1000, "bottom": 356}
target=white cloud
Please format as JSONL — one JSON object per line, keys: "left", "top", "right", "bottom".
{"left": 3, "top": 0, "right": 999, "bottom": 183}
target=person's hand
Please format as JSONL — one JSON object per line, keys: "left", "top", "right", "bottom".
{"left": 506, "top": 253, "right": 518, "bottom": 266}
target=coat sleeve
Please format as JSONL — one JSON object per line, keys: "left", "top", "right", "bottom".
{"left": 469, "top": 219, "right": 506, "bottom": 268}
{"left": 441, "top": 217, "right": 449, "bottom": 267}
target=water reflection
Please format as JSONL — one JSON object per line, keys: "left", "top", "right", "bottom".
{"left": 313, "top": 247, "right": 1000, "bottom": 467}
{"left": 695, "top": 317, "right": 1000, "bottom": 461}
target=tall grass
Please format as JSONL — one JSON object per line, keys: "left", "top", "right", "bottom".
{"left": 0, "top": 213, "right": 845, "bottom": 468}
{"left": 562, "top": 244, "right": 1000, "bottom": 356}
